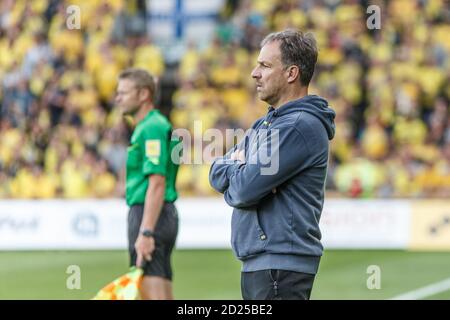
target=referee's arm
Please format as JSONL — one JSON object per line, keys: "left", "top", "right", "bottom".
{"left": 136, "top": 174, "right": 166, "bottom": 267}
{"left": 141, "top": 174, "right": 166, "bottom": 234}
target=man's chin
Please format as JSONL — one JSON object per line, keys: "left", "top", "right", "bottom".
{"left": 122, "top": 107, "right": 138, "bottom": 117}
{"left": 257, "top": 93, "right": 270, "bottom": 104}
{"left": 122, "top": 114, "right": 135, "bottom": 127}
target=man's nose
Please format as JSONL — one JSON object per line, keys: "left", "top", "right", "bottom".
{"left": 251, "top": 68, "right": 260, "bottom": 79}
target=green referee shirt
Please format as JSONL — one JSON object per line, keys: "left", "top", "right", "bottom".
{"left": 125, "top": 109, "right": 180, "bottom": 206}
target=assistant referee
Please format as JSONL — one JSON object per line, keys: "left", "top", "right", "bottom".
{"left": 115, "top": 68, "right": 180, "bottom": 300}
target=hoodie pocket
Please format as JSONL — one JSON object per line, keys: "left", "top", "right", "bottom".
{"left": 231, "top": 208, "right": 268, "bottom": 258}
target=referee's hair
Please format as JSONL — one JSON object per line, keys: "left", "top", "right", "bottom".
{"left": 118, "top": 68, "right": 157, "bottom": 101}
{"left": 261, "top": 29, "right": 318, "bottom": 87}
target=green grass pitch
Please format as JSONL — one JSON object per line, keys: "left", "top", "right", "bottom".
{"left": 0, "top": 249, "right": 449, "bottom": 300}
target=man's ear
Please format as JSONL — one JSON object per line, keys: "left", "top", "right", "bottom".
{"left": 138, "top": 88, "right": 152, "bottom": 103}
{"left": 286, "top": 65, "right": 300, "bottom": 84}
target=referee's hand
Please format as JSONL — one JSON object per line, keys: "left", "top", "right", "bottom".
{"left": 135, "top": 235, "right": 155, "bottom": 268}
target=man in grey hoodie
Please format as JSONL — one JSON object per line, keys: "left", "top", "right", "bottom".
{"left": 209, "top": 29, "right": 336, "bottom": 300}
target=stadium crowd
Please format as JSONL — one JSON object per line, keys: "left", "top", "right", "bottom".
{"left": 0, "top": 0, "right": 449, "bottom": 199}
{"left": 0, "top": 0, "right": 162, "bottom": 198}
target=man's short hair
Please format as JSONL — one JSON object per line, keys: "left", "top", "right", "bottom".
{"left": 261, "top": 29, "right": 318, "bottom": 86}
{"left": 118, "top": 68, "right": 156, "bottom": 100}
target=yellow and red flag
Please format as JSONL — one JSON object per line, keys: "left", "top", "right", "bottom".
{"left": 92, "top": 267, "right": 143, "bottom": 300}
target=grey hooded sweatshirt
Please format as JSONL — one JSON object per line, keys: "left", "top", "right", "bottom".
{"left": 209, "top": 95, "right": 336, "bottom": 274}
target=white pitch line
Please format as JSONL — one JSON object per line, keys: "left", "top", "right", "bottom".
{"left": 390, "top": 277, "right": 450, "bottom": 300}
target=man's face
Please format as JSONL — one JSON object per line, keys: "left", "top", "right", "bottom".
{"left": 115, "top": 79, "right": 140, "bottom": 115}
{"left": 251, "top": 41, "right": 287, "bottom": 106}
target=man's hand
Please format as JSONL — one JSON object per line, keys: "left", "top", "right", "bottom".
{"left": 230, "top": 149, "right": 246, "bottom": 162}
{"left": 135, "top": 235, "right": 155, "bottom": 268}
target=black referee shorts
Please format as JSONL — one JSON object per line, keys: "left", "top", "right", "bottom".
{"left": 128, "top": 202, "right": 179, "bottom": 280}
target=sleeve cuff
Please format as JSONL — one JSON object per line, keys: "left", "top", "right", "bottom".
{"left": 225, "top": 162, "right": 242, "bottom": 179}
{"left": 143, "top": 167, "right": 167, "bottom": 177}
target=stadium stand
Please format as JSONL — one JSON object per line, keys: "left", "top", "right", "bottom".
{"left": 0, "top": 0, "right": 449, "bottom": 199}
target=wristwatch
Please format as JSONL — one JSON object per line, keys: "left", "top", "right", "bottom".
{"left": 141, "top": 229, "right": 155, "bottom": 238}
